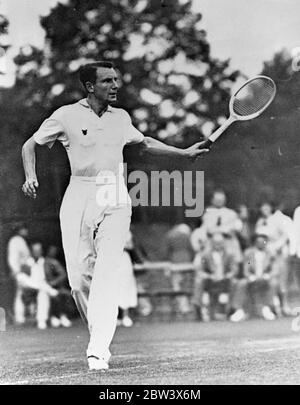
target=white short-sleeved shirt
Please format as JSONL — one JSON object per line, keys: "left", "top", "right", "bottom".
{"left": 7, "top": 235, "right": 31, "bottom": 276}
{"left": 33, "top": 99, "right": 144, "bottom": 177}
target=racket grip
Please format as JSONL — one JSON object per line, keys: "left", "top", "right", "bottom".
{"left": 201, "top": 139, "right": 213, "bottom": 149}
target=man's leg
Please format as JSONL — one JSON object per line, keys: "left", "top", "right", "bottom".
{"left": 59, "top": 180, "right": 91, "bottom": 324}
{"left": 36, "top": 289, "right": 51, "bottom": 329}
{"left": 272, "top": 254, "right": 291, "bottom": 314}
{"left": 278, "top": 255, "right": 292, "bottom": 314}
{"left": 257, "top": 279, "right": 276, "bottom": 320}
{"left": 229, "top": 279, "right": 248, "bottom": 322}
{"left": 14, "top": 286, "right": 26, "bottom": 324}
{"left": 192, "top": 273, "right": 207, "bottom": 320}
{"left": 86, "top": 203, "right": 131, "bottom": 360}
{"left": 292, "top": 257, "right": 300, "bottom": 291}
{"left": 230, "top": 279, "right": 248, "bottom": 310}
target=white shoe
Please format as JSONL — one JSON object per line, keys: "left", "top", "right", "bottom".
{"left": 88, "top": 356, "right": 109, "bottom": 371}
{"left": 50, "top": 316, "right": 61, "bottom": 328}
{"left": 262, "top": 306, "right": 276, "bottom": 321}
{"left": 230, "top": 309, "right": 246, "bottom": 322}
{"left": 116, "top": 319, "right": 122, "bottom": 327}
{"left": 37, "top": 320, "right": 47, "bottom": 330}
{"left": 122, "top": 316, "right": 133, "bottom": 327}
{"left": 60, "top": 315, "right": 72, "bottom": 328}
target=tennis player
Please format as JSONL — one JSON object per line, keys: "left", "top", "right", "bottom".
{"left": 21, "top": 61, "right": 209, "bottom": 371}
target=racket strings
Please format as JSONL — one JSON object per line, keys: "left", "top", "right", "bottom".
{"left": 233, "top": 79, "right": 275, "bottom": 117}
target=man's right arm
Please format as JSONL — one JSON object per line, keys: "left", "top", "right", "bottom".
{"left": 22, "top": 136, "right": 39, "bottom": 199}
{"left": 22, "top": 108, "right": 66, "bottom": 199}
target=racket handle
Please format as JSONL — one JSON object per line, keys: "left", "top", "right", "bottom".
{"left": 209, "top": 116, "right": 236, "bottom": 143}
{"left": 201, "top": 139, "right": 213, "bottom": 149}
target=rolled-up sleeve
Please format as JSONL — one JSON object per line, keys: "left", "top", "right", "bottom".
{"left": 33, "top": 108, "right": 66, "bottom": 149}
{"left": 122, "top": 110, "right": 144, "bottom": 145}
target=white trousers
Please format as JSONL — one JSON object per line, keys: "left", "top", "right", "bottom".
{"left": 14, "top": 273, "right": 52, "bottom": 324}
{"left": 60, "top": 176, "right": 131, "bottom": 360}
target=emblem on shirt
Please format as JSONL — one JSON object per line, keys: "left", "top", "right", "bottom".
{"left": 82, "top": 129, "right": 88, "bottom": 135}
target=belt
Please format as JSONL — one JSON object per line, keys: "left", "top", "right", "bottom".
{"left": 71, "top": 172, "right": 118, "bottom": 185}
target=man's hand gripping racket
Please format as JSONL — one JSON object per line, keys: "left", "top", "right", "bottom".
{"left": 201, "top": 75, "right": 276, "bottom": 149}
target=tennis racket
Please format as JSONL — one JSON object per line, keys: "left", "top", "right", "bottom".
{"left": 202, "top": 75, "right": 276, "bottom": 148}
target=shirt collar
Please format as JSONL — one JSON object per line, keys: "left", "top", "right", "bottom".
{"left": 79, "top": 98, "right": 113, "bottom": 113}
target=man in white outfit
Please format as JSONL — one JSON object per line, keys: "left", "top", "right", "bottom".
{"left": 200, "top": 190, "right": 243, "bottom": 263}
{"left": 21, "top": 61, "right": 209, "bottom": 371}
{"left": 21, "top": 242, "right": 58, "bottom": 329}
{"left": 7, "top": 224, "right": 31, "bottom": 324}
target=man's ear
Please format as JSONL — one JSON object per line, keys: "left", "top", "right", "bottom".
{"left": 85, "top": 81, "right": 94, "bottom": 93}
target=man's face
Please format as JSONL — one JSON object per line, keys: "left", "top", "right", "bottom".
{"left": 47, "top": 246, "right": 58, "bottom": 258}
{"left": 92, "top": 67, "right": 119, "bottom": 104}
{"left": 238, "top": 205, "right": 248, "bottom": 220}
{"left": 260, "top": 203, "right": 272, "bottom": 218}
{"left": 211, "top": 192, "right": 226, "bottom": 208}
{"left": 31, "top": 243, "right": 43, "bottom": 260}
{"left": 256, "top": 236, "right": 267, "bottom": 250}
{"left": 19, "top": 227, "right": 28, "bottom": 238}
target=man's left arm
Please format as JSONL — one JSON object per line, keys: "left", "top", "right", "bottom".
{"left": 136, "top": 137, "right": 209, "bottom": 161}
{"left": 123, "top": 110, "right": 209, "bottom": 161}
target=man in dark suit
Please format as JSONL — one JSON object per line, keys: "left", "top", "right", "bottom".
{"left": 193, "top": 232, "right": 238, "bottom": 320}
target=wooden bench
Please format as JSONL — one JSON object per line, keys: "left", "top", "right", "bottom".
{"left": 133, "top": 262, "right": 195, "bottom": 318}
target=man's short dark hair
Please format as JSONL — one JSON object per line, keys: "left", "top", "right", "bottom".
{"left": 13, "top": 222, "right": 27, "bottom": 234}
{"left": 79, "top": 61, "right": 114, "bottom": 88}
{"left": 31, "top": 240, "right": 43, "bottom": 248}
{"left": 259, "top": 200, "right": 274, "bottom": 209}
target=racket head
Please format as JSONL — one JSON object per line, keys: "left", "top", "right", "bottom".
{"left": 229, "top": 75, "right": 276, "bottom": 121}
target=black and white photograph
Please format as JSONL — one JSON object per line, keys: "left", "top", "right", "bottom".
{"left": 0, "top": 0, "right": 300, "bottom": 388}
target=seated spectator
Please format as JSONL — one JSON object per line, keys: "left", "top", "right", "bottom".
{"left": 165, "top": 223, "right": 194, "bottom": 314}
{"left": 45, "top": 245, "right": 72, "bottom": 328}
{"left": 17, "top": 242, "right": 58, "bottom": 329}
{"left": 192, "top": 232, "right": 238, "bottom": 321}
{"left": 243, "top": 233, "right": 276, "bottom": 320}
{"left": 7, "top": 223, "right": 31, "bottom": 324}
{"left": 201, "top": 190, "right": 243, "bottom": 264}
{"left": 255, "top": 201, "right": 293, "bottom": 316}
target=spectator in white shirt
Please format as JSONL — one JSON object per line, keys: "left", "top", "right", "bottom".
{"left": 165, "top": 224, "right": 194, "bottom": 314}
{"left": 192, "top": 232, "right": 238, "bottom": 321}
{"left": 201, "top": 190, "right": 243, "bottom": 263}
{"left": 7, "top": 224, "right": 31, "bottom": 324}
{"left": 17, "top": 242, "right": 58, "bottom": 329}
